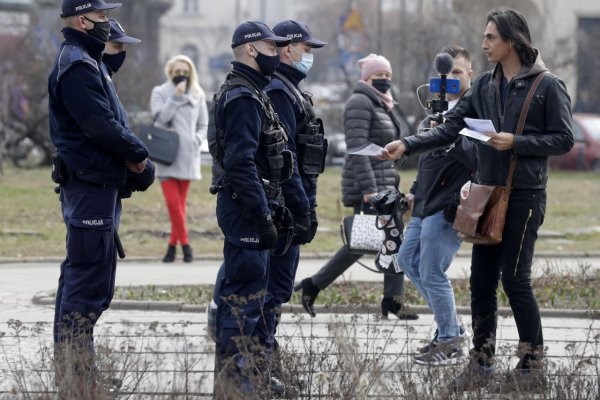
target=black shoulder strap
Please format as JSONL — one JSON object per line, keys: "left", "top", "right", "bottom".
{"left": 272, "top": 71, "right": 313, "bottom": 126}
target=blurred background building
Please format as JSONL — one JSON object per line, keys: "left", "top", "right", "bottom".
{"left": 0, "top": 0, "right": 599, "bottom": 168}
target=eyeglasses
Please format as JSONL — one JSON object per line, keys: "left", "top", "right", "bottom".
{"left": 173, "top": 69, "right": 190, "bottom": 77}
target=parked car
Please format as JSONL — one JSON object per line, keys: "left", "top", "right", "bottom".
{"left": 325, "top": 131, "right": 346, "bottom": 166}
{"left": 549, "top": 113, "right": 600, "bottom": 172}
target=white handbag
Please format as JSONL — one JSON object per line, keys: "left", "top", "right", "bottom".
{"left": 341, "top": 212, "right": 384, "bottom": 255}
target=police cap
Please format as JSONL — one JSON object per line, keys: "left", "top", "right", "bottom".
{"left": 109, "top": 18, "right": 141, "bottom": 44}
{"left": 61, "top": 0, "right": 122, "bottom": 18}
{"left": 231, "top": 21, "right": 291, "bottom": 49}
{"left": 273, "top": 20, "right": 327, "bottom": 48}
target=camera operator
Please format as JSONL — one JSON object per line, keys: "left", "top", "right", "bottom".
{"left": 398, "top": 45, "right": 474, "bottom": 366}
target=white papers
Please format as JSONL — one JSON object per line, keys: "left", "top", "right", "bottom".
{"left": 459, "top": 128, "right": 491, "bottom": 142}
{"left": 348, "top": 143, "right": 384, "bottom": 157}
{"left": 459, "top": 118, "right": 497, "bottom": 142}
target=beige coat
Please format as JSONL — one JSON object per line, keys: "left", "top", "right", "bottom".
{"left": 150, "top": 81, "right": 208, "bottom": 180}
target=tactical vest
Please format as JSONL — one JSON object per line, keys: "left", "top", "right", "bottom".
{"left": 272, "top": 71, "right": 327, "bottom": 176}
{"left": 212, "top": 72, "right": 293, "bottom": 188}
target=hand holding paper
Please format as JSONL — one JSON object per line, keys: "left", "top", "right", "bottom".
{"left": 459, "top": 117, "right": 497, "bottom": 142}
{"left": 348, "top": 143, "right": 385, "bottom": 157}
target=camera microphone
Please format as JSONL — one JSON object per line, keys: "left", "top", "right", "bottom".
{"left": 434, "top": 53, "right": 454, "bottom": 75}
{"left": 428, "top": 53, "right": 458, "bottom": 122}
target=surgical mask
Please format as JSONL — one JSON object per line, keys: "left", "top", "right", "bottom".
{"left": 84, "top": 16, "right": 111, "bottom": 43}
{"left": 290, "top": 46, "right": 314, "bottom": 74}
{"left": 253, "top": 46, "right": 280, "bottom": 76}
{"left": 372, "top": 78, "right": 392, "bottom": 94}
{"left": 103, "top": 51, "right": 126, "bottom": 74}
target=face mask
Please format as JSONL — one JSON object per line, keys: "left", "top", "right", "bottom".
{"left": 253, "top": 46, "right": 280, "bottom": 76}
{"left": 172, "top": 75, "right": 189, "bottom": 86}
{"left": 84, "top": 16, "right": 111, "bottom": 43}
{"left": 372, "top": 78, "right": 392, "bottom": 94}
{"left": 290, "top": 46, "right": 314, "bottom": 74}
{"left": 103, "top": 51, "right": 126, "bottom": 74}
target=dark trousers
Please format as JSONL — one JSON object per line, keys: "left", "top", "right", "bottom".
{"left": 311, "top": 204, "right": 405, "bottom": 298}
{"left": 255, "top": 241, "right": 300, "bottom": 358}
{"left": 470, "top": 189, "right": 546, "bottom": 368}
{"left": 54, "top": 179, "right": 120, "bottom": 353}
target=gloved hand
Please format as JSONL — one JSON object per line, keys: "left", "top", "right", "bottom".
{"left": 291, "top": 212, "right": 311, "bottom": 245}
{"left": 257, "top": 213, "right": 278, "bottom": 250}
{"left": 306, "top": 208, "right": 318, "bottom": 243}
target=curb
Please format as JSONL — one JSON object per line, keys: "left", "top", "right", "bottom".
{"left": 32, "top": 293, "right": 599, "bottom": 320}
{"left": 3, "top": 251, "right": 600, "bottom": 264}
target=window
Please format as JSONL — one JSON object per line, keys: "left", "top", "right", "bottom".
{"left": 183, "top": 0, "right": 200, "bottom": 14}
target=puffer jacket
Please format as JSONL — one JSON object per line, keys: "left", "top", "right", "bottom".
{"left": 150, "top": 80, "right": 208, "bottom": 180}
{"left": 403, "top": 51, "right": 573, "bottom": 189}
{"left": 341, "top": 81, "right": 401, "bottom": 206}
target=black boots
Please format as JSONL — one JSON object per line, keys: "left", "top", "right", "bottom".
{"left": 162, "top": 245, "right": 176, "bottom": 263}
{"left": 381, "top": 297, "right": 419, "bottom": 320}
{"left": 162, "top": 244, "right": 194, "bottom": 263}
{"left": 294, "top": 278, "right": 320, "bottom": 317}
{"left": 182, "top": 244, "right": 194, "bottom": 263}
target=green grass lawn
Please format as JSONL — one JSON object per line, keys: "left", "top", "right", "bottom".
{"left": 1, "top": 164, "right": 599, "bottom": 259}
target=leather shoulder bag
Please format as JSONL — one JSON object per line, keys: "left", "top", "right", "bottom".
{"left": 452, "top": 72, "right": 547, "bottom": 245}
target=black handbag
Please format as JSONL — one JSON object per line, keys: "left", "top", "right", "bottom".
{"left": 138, "top": 120, "right": 179, "bottom": 166}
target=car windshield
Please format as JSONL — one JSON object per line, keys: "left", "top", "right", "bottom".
{"left": 580, "top": 118, "right": 600, "bottom": 141}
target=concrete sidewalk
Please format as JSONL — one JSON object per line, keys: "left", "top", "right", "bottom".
{"left": 0, "top": 256, "right": 598, "bottom": 398}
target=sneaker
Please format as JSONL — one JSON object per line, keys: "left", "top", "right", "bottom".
{"left": 206, "top": 300, "right": 217, "bottom": 342}
{"left": 448, "top": 360, "right": 495, "bottom": 392}
{"left": 414, "top": 334, "right": 467, "bottom": 366}
{"left": 417, "top": 329, "right": 438, "bottom": 354}
{"left": 418, "top": 326, "right": 469, "bottom": 354}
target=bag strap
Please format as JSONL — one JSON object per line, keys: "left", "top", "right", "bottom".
{"left": 505, "top": 71, "right": 548, "bottom": 188}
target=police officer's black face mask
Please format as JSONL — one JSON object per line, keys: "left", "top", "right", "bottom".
{"left": 103, "top": 51, "right": 126, "bottom": 74}
{"left": 83, "top": 16, "right": 111, "bottom": 43}
{"left": 252, "top": 45, "right": 280, "bottom": 76}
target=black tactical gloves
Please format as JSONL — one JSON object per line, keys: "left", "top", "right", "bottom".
{"left": 257, "top": 213, "right": 278, "bottom": 250}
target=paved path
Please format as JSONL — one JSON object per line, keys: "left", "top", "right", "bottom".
{"left": 0, "top": 256, "right": 598, "bottom": 398}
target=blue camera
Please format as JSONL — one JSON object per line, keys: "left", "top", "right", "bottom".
{"left": 429, "top": 78, "right": 461, "bottom": 94}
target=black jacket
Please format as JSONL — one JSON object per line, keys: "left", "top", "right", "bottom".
{"left": 48, "top": 28, "right": 148, "bottom": 186}
{"left": 342, "top": 81, "right": 401, "bottom": 206}
{"left": 403, "top": 51, "right": 573, "bottom": 189}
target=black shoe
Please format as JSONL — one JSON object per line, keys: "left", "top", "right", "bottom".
{"left": 293, "top": 278, "right": 319, "bottom": 317}
{"left": 182, "top": 244, "right": 194, "bottom": 263}
{"left": 162, "top": 244, "right": 176, "bottom": 263}
{"left": 381, "top": 297, "right": 419, "bottom": 320}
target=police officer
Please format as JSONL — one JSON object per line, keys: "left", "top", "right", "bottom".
{"left": 260, "top": 19, "right": 327, "bottom": 386}
{"left": 212, "top": 21, "right": 290, "bottom": 397}
{"left": 102, "top": 18, "right": 155, "bottom": 200}
{"left": 49, "top": 0, "right": 149, "bottom": 391}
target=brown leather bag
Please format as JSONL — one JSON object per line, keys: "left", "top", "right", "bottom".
{"left": 453, "top": 72, "right": 547, "bottom": 245}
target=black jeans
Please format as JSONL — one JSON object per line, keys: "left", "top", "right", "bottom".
{"left": 470, "top": 189, "right": 546, "bottom": 368}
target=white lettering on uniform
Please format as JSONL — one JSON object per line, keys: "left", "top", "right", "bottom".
{"left": 75, "top": 3, "right": 92, "bottom": 11}
{"left": 287, "top": 33, "right": 303, "bottom": 39}
{"left": 244, "top": 32, "right": 261, "bottom": 39}
{"left": 240, "top": 237, "right": 259, "bottom": 244}
{"left": 82, "top": 219, "right": 104, "bottom": 226}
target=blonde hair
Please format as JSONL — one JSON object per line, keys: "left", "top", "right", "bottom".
{"left": 164, "top": 54, "right": 204, "bottom": 98}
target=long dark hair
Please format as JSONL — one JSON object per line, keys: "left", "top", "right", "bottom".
{"left": 486, "top": 9, "right": 536, "bottom": 66}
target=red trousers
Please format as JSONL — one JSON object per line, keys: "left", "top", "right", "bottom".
{"left": 160, "top": 179, "right": 191, "bottom": 246}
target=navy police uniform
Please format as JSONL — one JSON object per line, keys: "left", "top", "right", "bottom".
{"left": 261, "top": 62, "right": 327, "bottom": 353}
{"left": 214, "top": 62, "right": 291, "bottom": 371}
{"left": 49, "top": 27, "right": 148, "bottom": 349}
